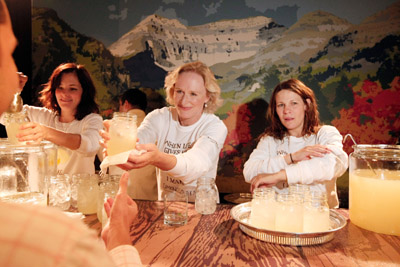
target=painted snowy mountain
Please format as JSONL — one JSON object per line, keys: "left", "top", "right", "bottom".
{"left": 108, "top": 14, "right": 286, "bottom": 70}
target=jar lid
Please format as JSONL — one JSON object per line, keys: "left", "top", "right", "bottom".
{"left": 352, "top": 144, "right": 400, "bottom": 160}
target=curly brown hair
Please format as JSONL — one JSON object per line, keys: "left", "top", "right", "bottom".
{"left": 39, "top": 63, "right": 99, "bottom": 120}
{"left": 263, "top": 79, "right": 321, "bottom": 140}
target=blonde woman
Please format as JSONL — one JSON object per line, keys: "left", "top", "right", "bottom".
{"left": 101, "top": 61, "right": 227, "bottom": 201}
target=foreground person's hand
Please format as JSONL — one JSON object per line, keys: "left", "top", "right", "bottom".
{"left": 101, "top": 172, "right": 138, "bottom": 251}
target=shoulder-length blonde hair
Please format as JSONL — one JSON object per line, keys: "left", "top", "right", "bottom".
{"left": 164, "top": 61, "right": 222, "bottom": 113}
{"left": 263, "top": 78, "right": 321, "bottom": 140}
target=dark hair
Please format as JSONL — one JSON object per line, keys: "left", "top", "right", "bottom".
{"left": 263, "top": 78, "right": 321, "bottom": 140}
{"left": 120, "top": 88, "right": 147, "bottom": 111}
{"left": 39, "top": 63, "right": 99, "bottom": 120}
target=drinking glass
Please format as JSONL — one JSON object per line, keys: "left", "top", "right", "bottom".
{"left": 48, "top": 174, "right": 71, "bottom": 211}
{"left": 74, "top": 173, "right": 99, "bottom": 215}
{"left": 97, "top": 174, "right": 120, "bottom": 227}
{"left": 164, "top": 191, "right": 188, "bottom": 226}
{"left": 0, "top": 166, "right": 17, "bottom": 197}
{"left": 195, "top": 176, "right": 218, "bottom": 215}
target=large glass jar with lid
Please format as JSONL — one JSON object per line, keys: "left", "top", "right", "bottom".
{"left": 0, "top": 139, "right": 47, "bottom": 205}
{"left": 195, "top": 176, "right": 218, "bottom": 215}
{"left": 349, "top": 144, "right": 400, "bottom": 236}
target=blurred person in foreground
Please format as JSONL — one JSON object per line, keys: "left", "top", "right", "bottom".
{"left": 243, "top": 79, "right": 348, "bottom": 208}
{"left": 0, "top": 1, "right": 141, "bottom": 265}
{"left": 101, "top": 61, "right": 228, "bottom": 202}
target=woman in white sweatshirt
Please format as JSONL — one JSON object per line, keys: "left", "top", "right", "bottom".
{"left": 5, "top": 63, "right": 103, "bottom": 175}
{"left": 101, "top": 61, "right": 227, "bottom": 201}
{"left": 243, "top": 79, "right": 348, "bottom": 208}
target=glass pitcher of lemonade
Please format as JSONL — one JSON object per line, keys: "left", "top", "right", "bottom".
{"left": 107, "top": 112, "right": 137, "bottom": 156}
{"left": 349, "top": 144, "right": 400, "bottom": 236}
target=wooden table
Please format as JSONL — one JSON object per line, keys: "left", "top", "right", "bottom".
{"left": 84, "top": 201, "right": 400, "bottom": 266}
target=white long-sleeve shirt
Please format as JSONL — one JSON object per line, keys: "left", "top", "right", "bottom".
{"left": 138, "top": 107, "right": 228, "bottom": 201}
{"left": 0, "top": 105, "right": 103, "bottom": 175}
{"left": 243, "top": 125, "right": 348, "bottom": 208}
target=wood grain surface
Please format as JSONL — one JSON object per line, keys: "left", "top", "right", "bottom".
{"left": 84, "top": 201, "right": 400, "bottom": 267}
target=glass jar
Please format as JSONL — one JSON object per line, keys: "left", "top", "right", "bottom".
{"left": 107, "top": 112, "right": 137, "bottom": 156}
{"left": 349, "top": 144, "right": 400, "bottom": 236}
{"left": 249, "top": 187, "right": 276, "bottom": 230}
{"left": 97, "top": 174, "right": 120, "bottom": 227}
{"left": 48, "top": 174, "right": 71, "bottom": 211}
{"left": 3, "top": 110, "right": 30, "bottom": 145}
{"left": 303, "top": 190, "right": 330, "bottom": 233}
{"left": 275, "top": 192, "right": 303, "bottom": 232}
{"left": 195, "top": 176, "right": 218, "bottom": 215}
{"left": 289, "top": 184, "right": 310, "bottom": 199}
{"left": 0, "top": 139, "right": 47, "bottom": 205}
{"left": 75, "top": 174, "right": 99, "bottom": 215}
{"left": 42, "top": 141, "right": 57, "bottom": 177}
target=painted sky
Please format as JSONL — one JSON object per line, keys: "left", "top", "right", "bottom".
{"left": 33, "top": 0, "right": 398, "bottom": 47}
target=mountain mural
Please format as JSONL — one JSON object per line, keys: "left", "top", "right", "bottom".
{"left": 32, "top": 7, "right": 131, "bottom": 113}
{"left": 31, "top": 1, "right": 400, "bottom": 192}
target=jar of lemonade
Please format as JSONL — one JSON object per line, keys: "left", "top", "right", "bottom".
{"left": 249, "top": 187, "right": 276, "bottom": 230}
{"left": 75, "top": 174, "right": 99, "bottom": 215}
{"left": 275, "top": 192, "right": 303, "bottom": 232}
{"left": 107, "top": 112, "right": 137, "bottom": 156}
{"left": 3, "top": 110, "right": 30, "bottom": 145}
{"left": 349, "top": 144, "right": 400, "bottom": 236}
{"left": 303, "top": 190, "right": 330, "bottom": 233}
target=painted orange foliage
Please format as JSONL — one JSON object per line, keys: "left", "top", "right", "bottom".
{"left": 221, "top": 103, "right": 252, "bottom": 156}
{"left": 332, "top": 77, "right": 400, "bottom": 154}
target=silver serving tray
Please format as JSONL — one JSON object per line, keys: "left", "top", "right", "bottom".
{"left": 230, "top": 202, "right": 347, "bottom": 246}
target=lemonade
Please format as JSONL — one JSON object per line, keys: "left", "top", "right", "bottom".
{"left": 349, "top": 169, "right": 400, "bottom": 236}
{"left": 107, "top": 132, "right": 137, "bottom": 156}
{"left": 107, "top": 113, "right": 137, "bottom": 156}
{"left": 6, "top": 122, "right": 25, "bottom": 145}
{"left": 303, "top": 207, "right": 330, "bottom": 233}
{"left": 249, "top": 188, "right": 276, "bottom": 230}
{"left": 4, "top": 110, "right": 30, "bottom": 145}
{"left": 275, "top": 193, "right": 303, "bottom": 232}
